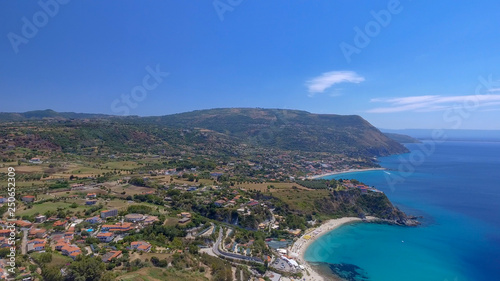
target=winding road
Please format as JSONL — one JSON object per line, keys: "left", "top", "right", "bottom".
{"left": 213, "top": 227, "right": 263, "bottom": 264}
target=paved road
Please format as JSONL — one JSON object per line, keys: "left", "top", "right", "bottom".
{"left": 91, "top": 225, "right": 102, "bottom": 237}
{"left": 268, "top": 208, "right": 276, "bottom": 232}
{"left": 198, "top": 222, "right": 214, "bottom": 238}
{"left": 213, "top": 227, "right": 263, "bottom": 264}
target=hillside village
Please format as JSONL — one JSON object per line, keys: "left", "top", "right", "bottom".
{"left": 0, "top": 163, "right": 393, "bottom": 281}
{"left": 0, "top": 112, "right": 411, "bottom": 281}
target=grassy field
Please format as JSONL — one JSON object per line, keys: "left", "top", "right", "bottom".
{"left": 117, "top": 267, "right": 209, "bottom": 281}
{"left": 99, "top": 198, "right": 168, "bottom": 214}
{"left": 102, "top": 198, "right": 134, "bottom": 211}
{"left": 17, "top": 200, "right": 87, "bottom": 216}
{"left": 129, "top": 252, "right": 171, "bottom": 262}
{"left": 103, "top": 161, "right": 141, "bottom": 170}
{"left": 164, "top": 217, "right": 180, "bottom": 226}
{"left": 0, "top": 165, "right": 45, "bottom": 173}
{"left": 271, "top": 188, "right": 330, "bottom": 215}
{"left": 0, "top": 162, "right": 114, "bottom": 182}
{"left": 134, "top": 202, "right": 168, "bottom": 214}
{"left": 9, "top": 181, "right": 42, "bottom": 188}
{"left": 64, "top": 166, "right": 105, "bottom": 175}
{"left": 108, "top": 183, "right": 152, "bottom": 197}
{"left": 162, "top": 176, "right": 214, "bottom": 186}
{"left": 49, "top": 252, "right": 73, "bottom": 267}
{"left": 238, "top": 181, "right": 311, "bottom": 192}
{"left": 35, "top": 190, "right": 89, "bottom": 201}
{"left": 15, "top": 193, "right": 166, "bottom": 218}
{"left": 31, "top": 252, "right": 73, "bottom": 268}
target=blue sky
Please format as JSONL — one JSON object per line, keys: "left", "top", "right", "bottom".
{"left": 1, "top": 0, "right": 500, "bottom": 129}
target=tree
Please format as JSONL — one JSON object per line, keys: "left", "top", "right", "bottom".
{"left": 188, "top": 243, "right": 199, "bottom": 255}
{"left": 100, "top": 272, "right": 116, "bottom": 281}
{"left": 37, "top": 252, "right": 52, "bottom": 263}
{"left": 41, "top": 265, "right": 63, "bottom": 281}
{"left": 65, "top": 256, "right": 105, "bottom": 281}
{"left": 0, "top": 248, "right": 10, "bottom": 258}
{"left": 150, "top": 256, "right": 160, "bottom": 266}
{"left": 254, "top": 264, "right": 266, "bottom": 275}
{"left": 171, "top": 237, "right": 183, "bottom": 249}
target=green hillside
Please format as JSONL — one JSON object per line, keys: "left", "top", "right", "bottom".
{"left": 150, "top": 108, "right": 408, "bottom": 157}
{"left": 0, "top": 108, "right": 408, "bottom": 158}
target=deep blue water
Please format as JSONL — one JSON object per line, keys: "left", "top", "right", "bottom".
{"left": 305, "top": 141, "right": 500, "bottom": 281}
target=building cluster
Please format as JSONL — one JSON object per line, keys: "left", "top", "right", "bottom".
{"left": 225, "top": 239, "right": 254, "bottom": 256}
{"left": 0, "top": 190, "right": 163, "bottom": 280}
{"left": 143, "top": 149, "right": 374, "bottom": 183}
{"left": 341, "top": 180, "right": 383, "bottom": 193}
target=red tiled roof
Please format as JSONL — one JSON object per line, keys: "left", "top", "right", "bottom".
{"left": 28, "top": 239, "right": 45, "bottom": 245}
{"left": 103, "top": 250, "right": 122, "bottom": 262}
{"left": 53, "top": 220, "right": 67, "bottom": 227}
{"left": 29, "top": 228, "right": 46, "bottom": 234}
{"left": 102, "top": 222, "right": 133, "bottom": 231}
{"left": 14, "top": 220, "right": 32, "bottom": 227}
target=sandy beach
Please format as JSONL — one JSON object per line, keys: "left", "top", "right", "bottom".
{"left": 289, "top": 217, "right": 377, "bottom": 281}
{"left": 307, "top": 168, "right": 386, "bottom": 180}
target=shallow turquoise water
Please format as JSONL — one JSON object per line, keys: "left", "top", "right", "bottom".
{"left": 305, "top": 141, "right": 500, "bottom": 281}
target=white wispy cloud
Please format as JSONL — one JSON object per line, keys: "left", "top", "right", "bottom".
{"left": 368, "top": 94, "right": 500, "bottom": 113}
{"left": 306, "top": 71, "right": 364, "bottom": 96}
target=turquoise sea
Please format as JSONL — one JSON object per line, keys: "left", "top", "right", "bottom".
{"left": 305, "top": 141, "right": 500, "bottom": 281}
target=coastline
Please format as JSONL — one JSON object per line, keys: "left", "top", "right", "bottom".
{"left": 307, "top": 168, "right": 386, "bottom": 180}
{"left": 289, "top": 217, "right": 378, "bottom": 281}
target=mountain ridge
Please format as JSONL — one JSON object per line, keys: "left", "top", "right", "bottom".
{"left": 145, "top": 108, "right": 408, "bottom": 157}
{"left": 0, "top": 109, "right": 112, "bottom": 121}
{"left": 0, "top": 108, "right": 408, "bottom": 157}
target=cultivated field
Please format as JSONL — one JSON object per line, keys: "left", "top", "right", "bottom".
{"left": 17, "top": 201, "right": 87, "bottom": 216}
{"left": 117, "top": 267, "right": 209, "bottom": 281}
{"left": 237, "top": 182, "right": 311, "bottom": 192}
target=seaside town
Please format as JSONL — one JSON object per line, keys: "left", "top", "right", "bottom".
{"left": 2, "top": 1, "right": 499, "bottom": 279}
{"left": 0, "top": 153, "right": 393, "bottom": 281}
{"left": 0, "top": 110, "right": 412, "bottom": 280}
